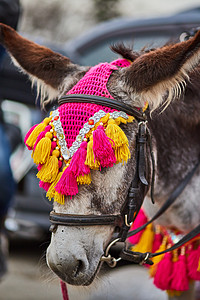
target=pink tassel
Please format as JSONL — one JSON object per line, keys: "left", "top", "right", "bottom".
{"left": 128, "top": 209, "right": 147, "bottom": 245}
{"left": 170, "top": 251, "right": 189, "bottom": 291}
{"left": 187, "top": 245, "right": 200, "bottom": 280}
{"left": 24, "top": 124, "right": 38, "bottom": 149}
{"left": 93, "top": 125, "right": 116, "bottom": 168}
{"left": 33, "top": 125, "right": 52, "bottom": 150}
{"left": 55, "top": 141, "right": 91, "bottom": 196}
{"left": 39, "top": 181, "right": 51, "bottom": 191}
{"left": 70, "top": 141, "right": 90, "bottom": 177}
{"left": 154, "top": 252, "right": 173, "bottom": 290}
{"left": 55, "top": 167, "right": 78, "bottom": 196}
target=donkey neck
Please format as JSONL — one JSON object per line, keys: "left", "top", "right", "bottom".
{"left": 143, "top": 98, "right": 200, "bottom": 232}
{"left": 148, "top": 99, "right": 200, "bottom": 196}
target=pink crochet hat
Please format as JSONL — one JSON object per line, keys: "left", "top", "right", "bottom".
{"left": 24, "top": 59, "right": 134, "bottom": 203}
{"left": 60, "top": 58, "right": 131, "bottom": 148}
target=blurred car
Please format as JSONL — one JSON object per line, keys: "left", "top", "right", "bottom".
{"left": 64, "top": 6, "right": 200, "bottom": 65}
{"left": 0, "top": 7, "right": 200, "bottom": 239}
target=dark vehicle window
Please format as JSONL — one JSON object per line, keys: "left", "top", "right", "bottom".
{"left": 78, "top": 30, "right": 179, "bottom": 65}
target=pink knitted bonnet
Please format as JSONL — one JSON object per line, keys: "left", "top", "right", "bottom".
{"left": 24, "top": 58, "right": 136, "bottom": 204}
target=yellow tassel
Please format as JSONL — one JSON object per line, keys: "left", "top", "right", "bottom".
{"left": 105, "top": 119, "right": 131, "bottom": 164}
{"left": 105, "top": 119, "right": 129, "bottom": 147}
{"left": 172, "top": 249, "right": 179, "bottom": 263}
{"left": 131, "top": 223, "right": 154, "bottom": 253}
{"left": 149, "top": 236, "right": 168, "bottom": 277}
{"left": 143, "top": 101, "right": 149, "bottom": 112}
{"left": 77, "top": 173, "right": 91, "bottom": 185}
{"left": 115, "top": 115, "right": 134, "bottom": 125}
{"left": 197, "top": 259, "right": 200, "bottom": 272}
{"left": 54, "top": 192, "right": 65, "bottom": 205}
{"left": 127, "top": 115, "right": 135, "bottom": 123}
{"left": 85, "top": 138, "right": 100, "bottom": 170}
{"left": 167, "top": 290, "right": 182, "bottom": 297}
{"left": 26, "top": 117, "right": 51, "bottom": 148}
{"left": 98, "top": 113, "right": 110, "bottom": 125}
{"left": 33, "top": 135, "right": 52, "bottom": 164}
{"left": 52, "top": 149, "right": 60, "bottom": 158}
{"left": 115, "top": 144, "right": 130, "bottom": 164}
{"left": 46, "top": 172, "right": 63, "bottom": 201}
{"left": 37, "top": 155, "right": 59, "bottom": 183}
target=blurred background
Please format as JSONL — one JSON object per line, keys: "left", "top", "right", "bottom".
{"left": 0, "top": 1, "right": 200, "bottom": 299}
{"left": 20, "top": 0, "right": 200, "bottom": 42}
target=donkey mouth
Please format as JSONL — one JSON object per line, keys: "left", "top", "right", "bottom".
{"left": 48, "top": 259, "right": 102, "bottom": 286}
{"left": 52, "top": 265, "right": 100, "bottom": 286}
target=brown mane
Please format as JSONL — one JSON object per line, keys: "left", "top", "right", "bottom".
{"left": 110, "top": 43, "right": 139, "bottom": 61}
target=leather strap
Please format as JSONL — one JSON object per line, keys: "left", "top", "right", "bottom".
{"left": 119, "top": 121, "right": 149, "bottom": 242}
{"left": 49, "top": 211, "right": 122, "bottom": 226}
{"left": 58, "top": 94, "right": 147, "bottom": 121}
{"left": 121, "top": 223, "right": 200, "bottom": 265}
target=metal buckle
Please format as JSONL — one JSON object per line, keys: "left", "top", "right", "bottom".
{"left": 138, "top": 120, "right": 148, "bottom": 128}
{"left": 124, "top": 214, "right": 133, "bottom": 227}
{"left": 139, "top": 252, "right": 150, "bottom": 265}
{"left": 100, "top": 238, "right": 121, "bottom": 268}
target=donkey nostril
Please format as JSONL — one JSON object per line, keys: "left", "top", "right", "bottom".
{"left": 73, "top": 259, "right": 84, "bottom": 278}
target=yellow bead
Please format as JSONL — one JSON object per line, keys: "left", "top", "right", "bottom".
{"left": 45, "top": 132, "right": 53, "bottom": 139}
{"left": 52, "top": 150, "right": 60, "bottom": 157}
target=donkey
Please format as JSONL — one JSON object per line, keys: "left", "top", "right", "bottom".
{"left": 1, "top": 23, "right": 200, "bottom": 299}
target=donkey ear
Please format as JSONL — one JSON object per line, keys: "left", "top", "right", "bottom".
{"left": 0, "top": 23, "right": 86, "bottom": 105}
{"left": 123, "top": 31, "right": 200, "bottom": 111}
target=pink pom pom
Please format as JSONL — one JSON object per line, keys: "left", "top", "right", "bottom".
{"left": 24, "top": 124, "right": 38, "bottom": 149}
{"left": 128, "top": 209, "right": 147, "bottom": 245}
{"left": 55, "top": 167, "right": 78, "bottom": 196}
{"left": 70, "top": 141, "right": 90, "bottom": 177}
{"left": 154, "top": 252, "right": 173, "bottom": 290}
{"left": 170, "top": 253, "right": 189, "bottom": 291}
{"left": 187, "top": 245, "right": 200, "bottom": 280}
{"left": 55, "top": 141, "right": 91, "bottom": 196}
{"left": 39, "top": 181, "right": 51, "bottom": 191}
{"left": 93, "top": 125, "right": 116, "bottom": 168}
{"left": 152, "top": 232, "right": 163, "bottom": 253}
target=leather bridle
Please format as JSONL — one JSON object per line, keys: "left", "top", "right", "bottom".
{"left": 49, "top": 94, "right": 200, "bottom": 268}
{"left": 50, "top": 94, "right": 151, "bottom": 232}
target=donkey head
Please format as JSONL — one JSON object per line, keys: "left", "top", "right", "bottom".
{"left": 1, "top": 23, "right": 200, "bottom": 285}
